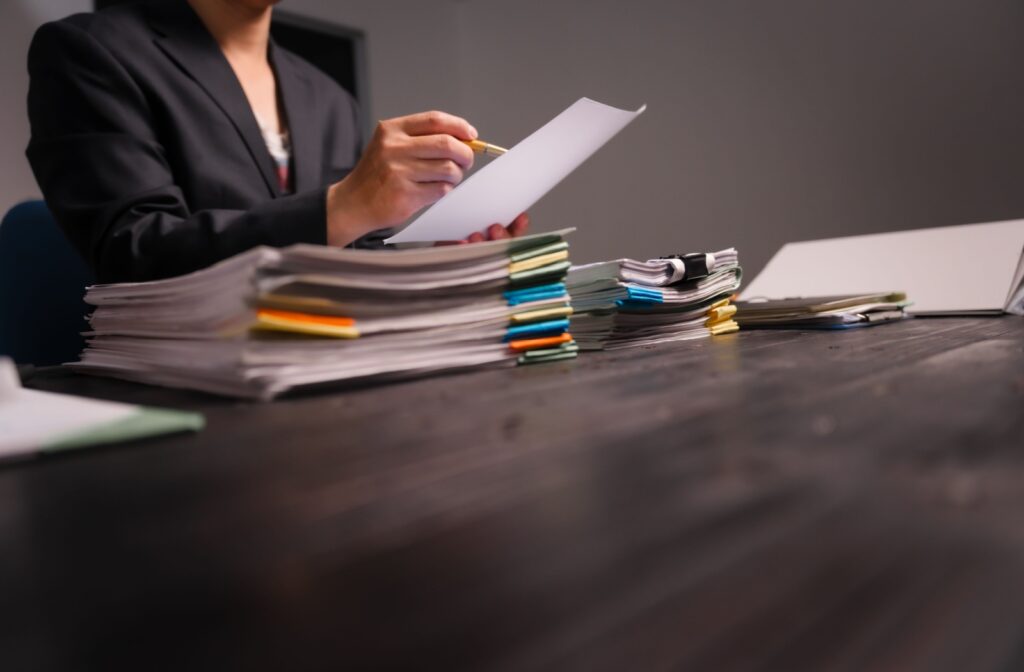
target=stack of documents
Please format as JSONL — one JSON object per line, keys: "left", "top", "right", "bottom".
{"left": 735, "top": 293, "right": 911, "bottom": 329}
{"left": 567, "top": 250, "right": 742, "bottom": 350}
{"left": 71, "top": 230, "right": 577, "bottom": 399}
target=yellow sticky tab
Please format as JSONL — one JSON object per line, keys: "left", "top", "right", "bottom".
{"left": 709, "top": 298, "right": 731, "bottom": 311}
{"left": 510, "top": 306, "right": 573, "bottom": 324}
{"left": 508, "top": 250, "right": 570, "bottom": 275}
{"left": 706, "top": 304, "right": 738, "bottom": 323}
{"left": 709, "top": 319, "right": 739, "bottom": 335}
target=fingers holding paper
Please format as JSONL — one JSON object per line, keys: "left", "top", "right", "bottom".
{"left": 326, "top": 110, "right": 478, "bottom": 246}
{"left": 507, "top": 212, "right": 530, "bottom": 237}
{"left": 442, "top": 212, "right": 531, "bottom": 245}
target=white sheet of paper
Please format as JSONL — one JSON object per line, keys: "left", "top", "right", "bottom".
{"left": 386, "top": 98, "right": 645, "bottom": 244}
{"left": 0, "top": 359, "right": 137, "bottom": 457}
{"left": 741, "top": 219, "right": 1024, "bottom": 315}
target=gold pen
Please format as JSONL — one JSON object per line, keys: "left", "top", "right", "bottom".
{"left": 463, "top": 139, "right": 509, "bottom": 157}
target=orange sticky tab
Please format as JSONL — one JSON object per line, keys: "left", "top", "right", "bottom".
{"left": 508, "top": 332, "right": 573, "bottom": 352}
{"left": 256, "top": 309, "right": 355, "bottom": 327}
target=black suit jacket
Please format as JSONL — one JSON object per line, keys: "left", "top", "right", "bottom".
{"left": 27, "top": 0, "right": 380, "bottom": 283}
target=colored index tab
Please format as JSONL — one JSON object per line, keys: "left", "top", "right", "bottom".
{"left": 509, "top": 306, "right": 574, "bottom": 324}
{"left": 504, "top": 282, "right": 566, "bottom": 301}
{"left": 253, "top": 309, "right": 360, "bottom": 339}
{"left": 508, "top": 250, "right": 570, "bottom": 275}
{"left": 508, "top": 332, "right": 574, "bottom": 352}
{"left": 509, "top": 240, "right": 570, "bottom": 263}
{"left": 505, "top": 283, "right": 567, "bottom": 306}
{"left": 504, "top": 318, "right": 570, "bottom": 341}
{"left": 509, "top": 260, "right": 572, "bottom": 284}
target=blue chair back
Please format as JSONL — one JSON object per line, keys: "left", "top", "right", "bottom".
{"left": 0, "top": 200, "right": 95, "bottom": 365}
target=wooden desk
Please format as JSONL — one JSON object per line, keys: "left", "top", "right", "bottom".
{"left": 2, "top": 318, "right": 1023, "bottom": 670}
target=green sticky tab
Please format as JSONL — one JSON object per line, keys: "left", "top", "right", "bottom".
{"left": 44, "top": 408, "right": 206, "bottom": 452}
{"left": 509, "top": 241, "right": 570, "bottom": 263}
{"left": 507, "top": 232, "right": 565, "bottom": 255}
{"left": 521, "top": 343, "right": 580, "bottom": 359}
{"left": 510, "top": 260, "right": 572, "bottom": 284}
{"left": 517, "top": 351, "right": 579, "bottom": 365}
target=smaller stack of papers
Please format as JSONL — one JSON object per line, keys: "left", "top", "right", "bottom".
{"left": 71, "top": 230, "right": 577, "bottom": 399}
{"left": 734, "top": 293, "right": 910, "bottom": 329}
{"left": 567, "top": 250, "right": 742, "bottom": 350}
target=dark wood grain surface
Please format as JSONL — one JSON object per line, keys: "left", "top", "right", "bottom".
{"left": 2, "top": 317, "right": 1023, "bottom": 671}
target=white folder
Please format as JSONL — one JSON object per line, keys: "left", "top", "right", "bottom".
{"left": 741, "top": 220, "right": 1024, "bottom": 316}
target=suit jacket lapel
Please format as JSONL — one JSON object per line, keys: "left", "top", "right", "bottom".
{"left": 270, "top": 43, "right": 318, "bottom": 194}
{"left": 146, "top": 0, "right": 281, "bottom": 197}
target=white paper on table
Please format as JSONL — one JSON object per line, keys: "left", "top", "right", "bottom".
{"left": 386, "top": 97, "right": 646, "bottom": 244}
{"left": 0, "top": 358, "right": 137, "bottom": 457}
{"left": 740, "top": 219, "right": 1024, "bottom": 315}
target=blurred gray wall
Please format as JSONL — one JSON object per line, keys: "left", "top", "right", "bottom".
{"left": 281, "top": 1, "right": 463, "bottom": 123}
{"left": 458, "top": 0, "right": 1024, "bottom": 273}
{"left": 0, "top": 1, "right": 90, "bottom": 213}
{"left": 5, "top": 0, "right": 1024, "bottom": 276}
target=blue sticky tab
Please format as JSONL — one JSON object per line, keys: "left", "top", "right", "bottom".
{"left": 504, "top": 318, "right": 570, "bottom": 341}
{"left": 625, "top": 286, "right": 663, "bottom": 301}
{"left": 508, "top": 290, "right": 567, "bottom": 306}
{"left": 505, "top": 283, "right": 568, "bottom": 306}
{"left": 504, "top": 282, "right": 566, "bottom": 302}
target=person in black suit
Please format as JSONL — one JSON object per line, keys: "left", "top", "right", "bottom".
{"left": 26, "top": 0, "right": 528, "bottom": 283}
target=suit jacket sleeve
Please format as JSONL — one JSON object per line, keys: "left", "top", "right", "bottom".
{"left": 26, "top": 19, "right": 330, "bottom": 283}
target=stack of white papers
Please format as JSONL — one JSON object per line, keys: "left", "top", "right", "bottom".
{"left": 71, "top": 231, "right": 577, "bottom": 399}
{"left": 567, "top": 250, "right": 742, "bottom": 350}
{"left": 734, "top": 293, "right": 911, "bottom": 329}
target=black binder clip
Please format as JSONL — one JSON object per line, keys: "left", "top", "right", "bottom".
{"left": 659, "top": 253, "right": 711, "bottom": 282}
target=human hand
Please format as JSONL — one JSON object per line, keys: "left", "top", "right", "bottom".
{"left": 435, "top": 212, "right": 531, "bottom": 246}
{"left": 326, "top": 111, "right": 477, "bottom": 246}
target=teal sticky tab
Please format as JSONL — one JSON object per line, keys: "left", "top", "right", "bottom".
{"left": 626, "top": 286, "right": 663, "bottom": 301}
{"left": 505, "top": 290, "right": 569, "bottom": 309}
{"left": 504, "top": 282, "right": 566, "bottom": 303}
{"left": 504, "top": 318, "right": 570, "bottom": 341}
